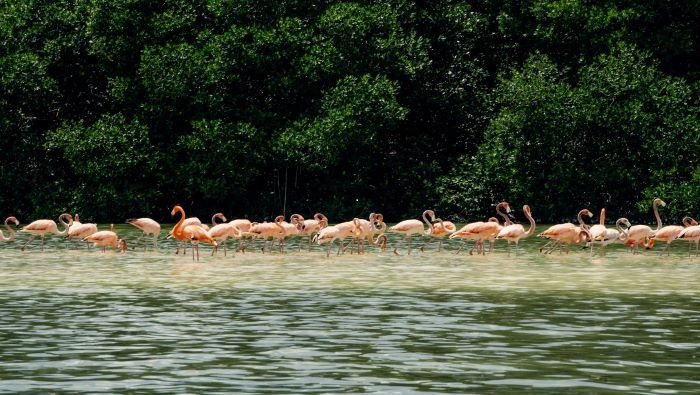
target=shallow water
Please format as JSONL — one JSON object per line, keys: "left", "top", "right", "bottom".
{"left": 1, "top": 225, "right": 699, "bottom": 394}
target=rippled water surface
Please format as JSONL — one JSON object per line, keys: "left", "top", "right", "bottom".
{"left": 1, "top": 225, "right": 699, "bottom": 394}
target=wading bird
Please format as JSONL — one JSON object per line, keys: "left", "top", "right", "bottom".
{"left": 0, "top": 216, "right": 19, "bottom": 242}
{"left": 126, "top": 217, "right": 161, "bottom": 250}
{"left": 21, "top": 213, "right": 72, "bottom": 251}
{"left": 390, "top": 209, "right": 437, "bottom": 255}
{"left": 84, "top": 224, "right": 127, "bottom": 253}
{"left": 496, "top": 205, "right": 536, "bottom": 256}
{"left": 538, "top": 209, "right": 593, "bottom": 254}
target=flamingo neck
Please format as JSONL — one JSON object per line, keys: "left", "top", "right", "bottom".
{"left": 653, "top": 200, "right": 663, "bottom": 231}
{"left": 496, "top": 203, "right": 512, "bottom": 226}
{"left": 524, "top": 206, "right": 536, "bottom": 236}
{"left": 57, "top": 214, "right": 72, "bottom": 236}
{"left": 616, "top": 219, "right": 629, "bottom": 240}
{"left": 599, "top": 209, "right": 605, "bottom": 225}
{"left": 422, "top": 210, "right": 435, "bottom": 234}
{"left": 577, "top": 210, "right": 590, "bottom": 230}
{"left": 212, "top": 213, "right": 226, "bottom": 225}
{"left": 172, "top": 207, "right": 186, "bottom": 238}
{"left": 1, "top": 218, "right": 15, "bottom": 241}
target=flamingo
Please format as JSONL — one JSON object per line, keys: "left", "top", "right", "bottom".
{"left": 277, "top": 214, "right": 304, "bottom": 252}
{"left": 496, "top": 205, "right": 536, "bottom": 256}
{"left": 83, "top": 224, "right": 126, "bottom": 253}
{"left": 66, "top": 214, "right": 98, "bottom": 248}
{"left": 249, "top": 216, "right": 285, "bottom": 253}
{"left": 334, "top": 219, "right": 360, "bottom": 255}
{"left": 170, "top": 205, "right": 217, "bottom": 261}
{"left": 368, "top": 213, "right": 386, "bottom": 246}
{"left": 538, "top": 209, "right": 593, "bottom": 254}
{"left": 228, "top": 218, "right": 252, "bottom": 252}
{"left": 451, "top": 217, "right": 499, "bottom": 255}
{"left": 677, "top": 224, "right": 700, "bottom": 257}
{"left": 20, "top": 213, "right": 72, "bottom": 251}
{"left": 209, "top": 213, "right": 242, "bottom": 256}
{"left": 390, "top": 209, "right": 436, "bottom": 255}
{"left": 650, "top": 215, "right": 699, "bottom": 256}
{"left": 300, "top": 213, "right": 328, "bottom": 250}
{"left": 426, "top": 212, "right": 456, "bottom": 252}
{"left": 126, "top": 217, "right": 161, "bottom": 250}
{"left": 313, "top": 221, "right": 340, "bottom": 257}
{"left": 592, "top": 218, "right": 631, "bottom": 256}
{"left": 349, "top": 213, "right": 381, "bottom": 254}
{"left": 450, "top": 202, "right": 511, "bottom": 255}
{"left": 625, "top": 198, "right": 665, "bottom": 254}
{"left": 588, "top": 208, "right": 607, "bottom": 254}
{"left": 0, "top": 216, "right": 19, "bottom": 242}
{"left": 168, "top": 215, "right": 207, "bottom": 254}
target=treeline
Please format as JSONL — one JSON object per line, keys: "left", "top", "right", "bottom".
{"left": 1, "top": 0, "right": 699, "bottom": 223}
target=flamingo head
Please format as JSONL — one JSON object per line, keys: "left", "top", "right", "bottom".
{"left": 118, "top": 239, "right": 128, "bottom": 252}
{"left": 6, "top": 216, "right": 19, "bottom": 226}
{"left": 171, "top": 205, "right": 184, "bottom": 217}
{"left": 654, "top": 198, "right": 666, "bottom": 207}
{"left": 581, "top": 209, "right": 593, "bottom": 218}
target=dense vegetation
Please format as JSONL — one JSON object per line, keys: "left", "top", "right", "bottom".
{"left": 1, "top": 0, "right": 699, "bottom": 223}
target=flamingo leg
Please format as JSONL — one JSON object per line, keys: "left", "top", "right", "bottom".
{"left": 21, "top": 235, "right": 36, "bottom": 251}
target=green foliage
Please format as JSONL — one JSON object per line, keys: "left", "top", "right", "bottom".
{"left": 45, "top": 114, "right": 160, "bottom": 220}
{"left": 438, "top": 46, "right": 700, "bottom": 223}
{"left": 1, "top": 0, "right": 699, "bottom": 223}
{"left": 279, "top": 74, "right": 407, "bottom": 166}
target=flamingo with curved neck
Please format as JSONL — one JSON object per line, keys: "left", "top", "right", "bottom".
{"left": 590, "top": 217, "right": 630, "bottom": 256}
{"left": 626, "top": 198, "right": 665, "bottom": 254}
{"left": 652, "top": 210, "right": 700, "bottom": 256}
{"left": 20, "top": 213, "right": 72, "bottom": 251}
{"left": 538, "top": 209, "right": 592, "bottom": 254}
{"left": 496, "top": 205, "right": 536, "bottom": 256}
{"left": 450, "top": 202, "right": 511, "bottom": 255}
{"left": 0, "top": 216, "right": 19, "bottom": 242}
{"left": 390, "top": 209, "right": 436, "bottom": 255}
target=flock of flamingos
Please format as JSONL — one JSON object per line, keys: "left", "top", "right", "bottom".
{"left": 2, "top": 199, "right": 700, "bottom": 260}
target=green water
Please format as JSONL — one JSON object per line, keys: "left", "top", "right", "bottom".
{"left": 1, "top": 225, "right": 699, "bottom": 394}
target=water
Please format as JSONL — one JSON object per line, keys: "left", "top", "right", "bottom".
{"left": 1, "top": 225, "right": 699, "bottom": 394}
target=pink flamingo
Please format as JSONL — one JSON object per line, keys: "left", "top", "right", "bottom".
{"left": 277, "top": 214, "right": 304, "bottom": 252}
{"left": 451, "top": 217, "right": 499, "bottom": 255}
{"left": 428, "top": 217, "right": 456, "bottom": 252}
{"left": 249, "top": 216, "right": 285, "bottom": 253}
{"left": 390, "top": 209, "right": 436, "bottom": 255}
{"left": 227, "top": 218, "right": 252, "bottom": 252}
{"left": 592, "top": 218, "right": 631, "bottom": 256}
{"left": 0, "top": 216, "right": 19, "bottom": 242}
{"left": 496, "top": 205, "right": 536, "bottom": 256}
{"left": 126, "top": 217, "right": 161, "bottom": 250}
{"left": 170, "top": 205, "right": 217, "bottom": 261}
{"left": 450, "top": 202, "right": 512, "bottom": 255}
{"left": 588, "top": 208, "right": 607, "bottom": 254}
{"left": 333, "top": 219, "right": 361, "bottom": 255}
{"left": 20, "top": 213, "right": 72, "bottom": 251}
{"left": 209, "top": 213, "right": 242, "bottom": 256}
{"left": 300, "top": 213, "right": 328, "bottom": 250}
{"left": 538, "top": 209, "right": 593, "bottom": 254}
{"left": 349, "top": 213, "right": 382, "bottom": 254}
{"left": 67, "top": 214, "right": 98, "bottom": 248}
{"left": 650, "top": 215, "right": 699, "bottom": 256}
{"left": 677, "top": 223, "right": 700, "bottom": 256}
{"left": 625, "top": 198, "right": 665, "bottom": 254}
{"left": 168, "top": 214, "right": 207, "bottom": 254}
{"left": 83, "top": 224, "right": 126, "bottom": 253}
{"left": 313, "top": 221, "right": 340, "bottom": 257}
